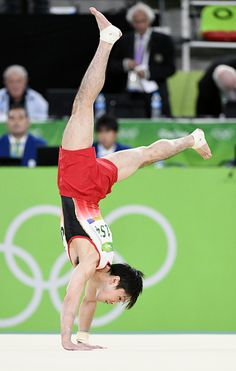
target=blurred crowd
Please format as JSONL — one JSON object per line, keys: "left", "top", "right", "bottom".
{"left": 0, "top": 2, "right": 236, "bottom": 167}
{"left": 0, "top": 0, "right": 49, "bottom": 14}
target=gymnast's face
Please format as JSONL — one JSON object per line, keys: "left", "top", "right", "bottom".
{"left": 96, "top": 276, "right": 129, "bottom": 304}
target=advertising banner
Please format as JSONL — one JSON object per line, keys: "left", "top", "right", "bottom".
{"left": 0, "top": 120, "right": 236, "bottom": 166}
{"left": 0, "top": 168, "right": 236, "bottom": 332}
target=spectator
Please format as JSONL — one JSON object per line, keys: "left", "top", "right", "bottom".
{"left": 213, "top": 65, "right": 236, "bottom": 117}
{"left": 0, "top": 65, "right": 49, "bottom": 121}
{"left": 0, "top": 105, "right": 47, "bottom": 166}
{"left": 108, "top": 2, "right": 176, "bottom": 117}
{"left": 93, "top": 114, "right": 131, "bottom": 158}
{"left": 196, "top": 57, "right": 236, "bottom": 117}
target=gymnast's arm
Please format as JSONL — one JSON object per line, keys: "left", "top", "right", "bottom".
{"left": 77, "top": 279, "right": 97, "bottom": 339}
{"left": 60, "top": 257, "right": 97, "bottom": 350}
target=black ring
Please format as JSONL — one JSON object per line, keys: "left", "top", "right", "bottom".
{"left": 213, "top": 7, "right": 233, "bottom": 20}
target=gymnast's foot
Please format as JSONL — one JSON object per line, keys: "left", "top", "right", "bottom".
{"left": 90, "top": 7, "right": 122, "bottom": 44}
{"left": 191, "top": 128, "right": 212, "bottom": 160}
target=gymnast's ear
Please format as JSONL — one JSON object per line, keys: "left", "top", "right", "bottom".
{"left": 110, "top": 275, "right": 120, "bottom": 286}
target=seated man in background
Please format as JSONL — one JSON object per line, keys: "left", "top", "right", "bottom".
{"left": 93, "top": 114, "right": 131, "bottom": 157}
{"left": 108, "top": 2, "right": 175, "bottom": 117}
{"left": 212, "top": 65, "right": 236, "bottom": 117}
{"left": 0, "top": 105, "right": 47, "bottom": 166}
{"left": 196, "top": 57, "right": 236, "bottom": 117}
{"left": 0, "top": 65, "right": 49, "bottom": 121}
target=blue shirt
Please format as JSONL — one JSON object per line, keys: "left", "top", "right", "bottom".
{"left": 93, "top": 142, "right": 131, "bottom": 158}
{"left": 0, "top": 133, "right": 47, "bottom": 166}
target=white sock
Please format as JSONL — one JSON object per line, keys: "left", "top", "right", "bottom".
{"left": 191, "top": 128, "right": 207, "bottom": 149}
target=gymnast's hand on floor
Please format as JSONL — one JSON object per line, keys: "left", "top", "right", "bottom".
{"left": 62, "top": 340, "right": 104, "bottom": 351}
{"left": 78, "top": 340, "right": 106, "bottom": 350}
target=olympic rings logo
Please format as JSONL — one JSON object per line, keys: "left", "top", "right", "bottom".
{"left": 0, "top": 205, "right": 177, "bottom": 328}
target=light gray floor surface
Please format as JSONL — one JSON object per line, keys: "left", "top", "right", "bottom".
{"left": 0, "top": 334, "right": 236, "bottom": 371}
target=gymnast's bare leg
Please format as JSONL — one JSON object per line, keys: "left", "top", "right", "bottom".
{"left": 61, "top": 8, "right": 211, "bottom": 185}
{"left": 61, "top": 7, "right": 121, "bottom": 150}
{"left": 105, "top": 132, "right": 212, "bottom": 181}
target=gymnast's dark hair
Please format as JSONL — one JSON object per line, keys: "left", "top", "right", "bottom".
{"left": 109, "top": 263, "right": 144, "bottom": 309}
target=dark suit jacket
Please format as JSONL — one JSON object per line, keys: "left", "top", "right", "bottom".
{"left": 196, "top": 57, "right": 236, "bottom": 117}
{"left": 0, "top": 133, "right": 47, "bottom": 166}
{"left": 93, "top": 142, "right": 131, "bottom": 157}
{"left": 108, "top": 30, "right": 176, "bottom": 115}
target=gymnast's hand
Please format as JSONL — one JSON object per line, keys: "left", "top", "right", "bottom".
{"left": 62, "top": 339, "right": 104, "bottom": 351}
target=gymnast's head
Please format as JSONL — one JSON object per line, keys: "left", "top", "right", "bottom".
{"left": 96, "top": 263, "right": 144, "bottom": 309}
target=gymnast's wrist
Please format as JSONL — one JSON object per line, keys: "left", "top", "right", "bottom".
{"left": 76, "top": 330, "right": 90, "bottom": 343}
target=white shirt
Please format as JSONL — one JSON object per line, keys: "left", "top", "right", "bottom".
{"left": 123, "top": 28, "right": 152, "bottom": 78}
{"left": 0, "top": 88, "right": 48, "bottom": 122}
{"left": 124, "top": 28, "right": 158, "bottom": 93}
{"left": 9, "top": 134, "right": 28, "bottom": 158}
{"left": 97, "top": 143, "right": 116, "bottom": 158}
{"left": 134, "top": 28, "right": 152, "bottom": 70}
